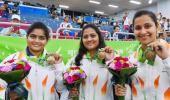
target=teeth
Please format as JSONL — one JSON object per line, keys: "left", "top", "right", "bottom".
{"left": 33, "top": 45, "right": 39, "bottom": 47}
{"left": 138, "top": 34, "right": 150, "bottom": 37}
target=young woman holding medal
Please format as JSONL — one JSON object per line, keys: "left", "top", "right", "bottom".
{"left": 128, "top": 10, "right": 170, "bottom": 100}
{"left": 0, "top": 22, "right": 67, "bottom": 100}
{"left": 66, "top": 24, "right": 127, "bottom": 100}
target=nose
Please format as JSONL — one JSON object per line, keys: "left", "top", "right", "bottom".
{"left": 141, "top": 27, "right": 147, "bottom": 34}
{"left": 87, "top": 36, "right": 92, "bottom": 41}
{"left": 35, "top": 37, "right": 40, "bottom": 42}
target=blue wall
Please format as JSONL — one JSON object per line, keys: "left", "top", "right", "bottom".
{"left": 0, "top": 3, "right": 48, "bottom": 16}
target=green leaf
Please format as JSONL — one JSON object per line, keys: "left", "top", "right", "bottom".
{"left": 108, "top": 68, "right": 119, "bottom": 77}
{"left": 0, "top": 70, "right": 28, "bottom": 84}
{"left": 120, "top": 67, "right": 137, "bottom": 77}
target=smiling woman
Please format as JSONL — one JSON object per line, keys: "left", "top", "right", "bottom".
{"left": 127, "top": 10, "right": 170, "bottom": 100}
{"left": 0, "top": 22, "right": 67, "bottom": 100}
{"left": 65, "top": 24, "right": 127, "bottom": 100}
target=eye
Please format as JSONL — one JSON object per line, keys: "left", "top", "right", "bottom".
{"left": 83, "top": 35, "right": 88, "bottom": 39}
{"left": 90, "top": 34, "right": 97, "bottom": 38}
{"left": 29, "top": 35, "right": 36, "bottom": 39}
{"left": 144, "top": 23, "right": 152, "bottom": 29}
{"left": 134, "top": 25, "right": 141, "bottom": 30}
{"left": 39, "top": 36, "right": 46, "bottom": 40}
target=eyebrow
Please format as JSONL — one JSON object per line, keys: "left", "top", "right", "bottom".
{"left": 29, "top": 34, "right": 46, "bottom": 37}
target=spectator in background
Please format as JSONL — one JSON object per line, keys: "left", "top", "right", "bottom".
{"left": 128, "top": 22, "right": 133, "bottom": 33}
{"left": 123, "top": 12, "right": 130, "bottom": 32}
{"left": 165, "top": 19, "right": 170, "bottom": 31}
{"left": 110, "top": 25, "right": 119, "bottom": 40}
{"left": 49, "top": 4, "right": 58, "bottom": 19}
{"left": 160, "top": 17, "right": 166, "bottom": 31}
{"left": 156, "top": 12, "right": 162, "bottom": 21}
{"left": 128, "top": 22, "right": 136, "bottom": 40}
{"left": 77, "top": 16, "right": 83, "bottom": 25}
{"left": 11, "top": 3, "right": 20, "bottom": 15}
{"left": 49, "top": 4, "right": 56, "bottom": 14}
{"left": 56, "top": 7, "right": 61, "bottom": 17}
{"left": 166, "top": 31, "right": 170, "bottom": 43}
{"left": 0, "top": 14, "right": 26, "bottom": 37}
{"left": 114, "top": 25, "right": 125, "bottom": 40}
{"left": 158, "top": 32, "right": 167, "bottom": 40}
{"left": 114, "top": 25, "right": 120, "bottom": 32}
{"left": 77, "top": 22, "right": 88, "bottom": 38}
{"left": 51, "top": 10, "right": 58, "bottom": 19}
{"left": 57, "top": 16, "right": 73, "bottom": 37}
{"left": 0, "top": 1, "right": 11, "bottom": 19}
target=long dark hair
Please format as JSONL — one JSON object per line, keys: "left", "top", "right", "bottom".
{"left": 75, "top": 24, "right": 106, "bottom": 66}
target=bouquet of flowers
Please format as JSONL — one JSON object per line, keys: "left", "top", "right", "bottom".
{"left": 63, "top": 66, "right": 86, "bottom": 100}
{"left": 0, "top": 60, "right": 31, "bottom": 100}
{"left": 106, "top": 57, "right": 137, "bottom": 100}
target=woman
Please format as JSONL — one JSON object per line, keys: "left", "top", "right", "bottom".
{"left": 129, "top": 10, "right": 170, "bottom": 100}
{"left": 0, "top": 22, "right": 66, "bottom": 100}
{"left": 66, "top": 24, "right": 127, "bottom": 100}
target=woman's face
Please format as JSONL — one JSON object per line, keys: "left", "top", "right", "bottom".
{"left": 82, "top": 28, "right": 99, "bottom": 52}
{"left": 134, "top": 15, "right": 157, "bottom": 45}
{"left": 27, "top": 29, "right": 47, "bottom": 53}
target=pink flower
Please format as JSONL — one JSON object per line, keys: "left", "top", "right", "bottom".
{"left": 24, "top": 63, "right": 31, "bottom": 72}
{"left": 115, "top": 61, "right": 123, "bottom": 71}
{"left": 0, "top": 66, "right": 13, "bottom": 72}
{"left": 108, "top": 63, "right": 116, "bottom": 70}
{"left": 66, "top": 76, "right": 74, "bottom": 84}
{"left": 64, "top": 73, "right": 69, "bottom": 79}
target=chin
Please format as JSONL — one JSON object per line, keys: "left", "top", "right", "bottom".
{"left": 87, "top": 47, "right": 96, "bottom": 51}
{"left": 31, "top": 48, "right": 42, "bottom": 52}
{"left": 140, "top": 41, "right": 152, "bottom": 45}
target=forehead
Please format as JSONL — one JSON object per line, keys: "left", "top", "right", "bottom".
{"left": 12, "top": 18, "right": 20, "bottom": 21}
{"left": 134, "top": 15, "right": 154, "bottom": 25}
{"left": 29, "top": 29, "right": 45, "bottom": 36}
{"left": 115, "top": 27, "right": 119, "bottom": 29}
{"left": 65, "top": 17, "right": 69, "bottom": 19}
{"left": 83, "top": 28, "right": 97, "bottom": 35}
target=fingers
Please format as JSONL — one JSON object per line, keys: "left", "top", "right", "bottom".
{"left": 47, "top": 53, "right": 62, "bottom": 64}
{"left": 114, "top": 84, "right": 127, "bottom": 96}
{"left": 69, "top": 88, "right": 79, "bottom": 97}
{"left": 147, "top": 41, "right": 163, "bottom": 51}
{"left": 9, "top": 91, "right": 20, "bottom": 100}
{"left": 104, "top": 46, "right": 114, "bottom": 53}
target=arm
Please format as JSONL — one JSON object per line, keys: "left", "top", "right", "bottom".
{"left": 54, "top": 62, "right": 69, "bottom": 100}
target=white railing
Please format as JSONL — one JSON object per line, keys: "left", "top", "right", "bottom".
{"left": 0, "top": 22, "right": 31, "bottom": 26}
